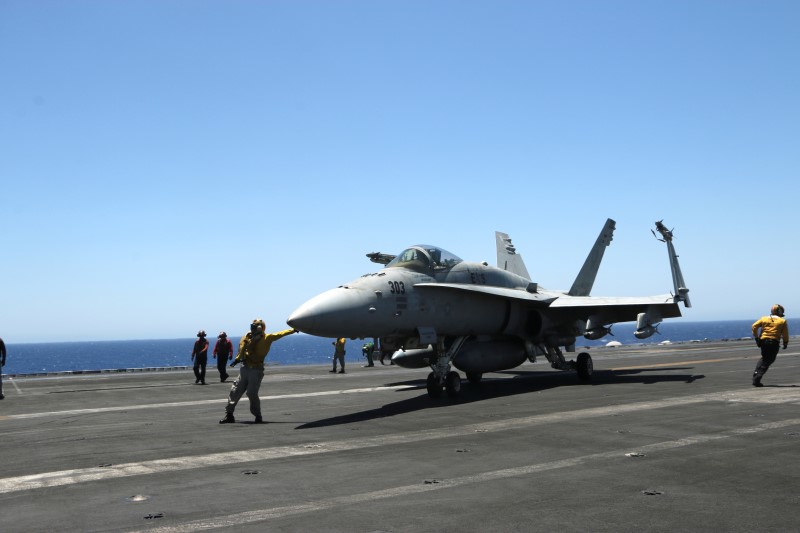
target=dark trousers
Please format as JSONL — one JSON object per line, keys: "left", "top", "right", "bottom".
{"left": 753, "top": 341, "right": 780, "bottom": 382}
{"left": 379, "top": 349, "right": 395, "bottom": 365}
{"left": 217, "top": 358, "right": 229, "bottom": 382}
{"left": 193, "top": 354, "right": 207, "bottom": 383}
{"left": 363, "top": 348, "right": 374, "bottom": 366}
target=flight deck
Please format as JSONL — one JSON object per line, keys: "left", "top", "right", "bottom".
{"left": 1, "top": 340, "right": 798, "bottom": 532}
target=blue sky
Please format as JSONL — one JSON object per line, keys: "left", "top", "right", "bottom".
{"left": 2, "top": 1, "right": 798, "bottom": 343}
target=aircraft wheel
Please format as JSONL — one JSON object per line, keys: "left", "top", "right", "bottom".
{"left": 426, "top": 372, "right": 443, "bottom": 398}
{"left": 577, "top": 352, "right": 593, "bottom": 382}
{"left": 445, "top": 371, "right": 461, "bottom": 398}
{"left": 466, "top": 372, "right": 482, "bottom": 384}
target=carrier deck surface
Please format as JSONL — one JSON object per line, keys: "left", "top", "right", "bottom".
{"left": 1, "top": 340, "right": 798, "bottom": 532}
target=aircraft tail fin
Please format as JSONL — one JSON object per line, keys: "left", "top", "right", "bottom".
{"left": 495, "top": 231, "right": 531, "bottom": 280}
{"left": 568, "top": 218, "right": 616, "bottom": 296}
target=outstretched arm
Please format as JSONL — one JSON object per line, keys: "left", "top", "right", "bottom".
{"left": 268, "top": 328, "right": 298, "bottom": 341}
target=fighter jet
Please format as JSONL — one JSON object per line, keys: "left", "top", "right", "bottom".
{"left": 287, "top": 219, "right": 691, "bottom": 398}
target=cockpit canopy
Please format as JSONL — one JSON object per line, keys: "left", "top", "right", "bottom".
{"left": 386, "top": 245, "right": 462, "bottom": 272}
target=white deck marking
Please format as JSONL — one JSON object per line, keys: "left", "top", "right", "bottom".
{"left": 1, "top": 388, "right": 798, "bottom": 495}
{"left": 1, "top": 385, "right": 414, "bottom": 420}
{"left": 5, "top": 351, "right": 794, "bottom": 421}
{"left": 610, "top": 356, "right": 748, "bottom": 370}
{"left": 138, "top": 417, "right": 800, "bottom": 532}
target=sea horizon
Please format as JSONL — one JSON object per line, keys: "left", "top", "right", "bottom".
{"left": 2, "top": 318, "right": 771, "bottom": 346}
{"left": 3, "top": 319, "right": 796, "bottom": 376}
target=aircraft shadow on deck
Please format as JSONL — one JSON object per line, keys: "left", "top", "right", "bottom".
{"left": 294, "top": 369, "right": 705, "bottom": 430}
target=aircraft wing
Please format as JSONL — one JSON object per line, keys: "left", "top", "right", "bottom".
{"left": 549, "top": 295, "right": 677, "bottom": 307}
{"left": 416, "top": 284, "right": 677, "bottom": 308}
{"left": 414, "top": 283, "right": 557, "bottom": 304}
{"left": 415, "top": 284, "right": 681, "bottom": 323}
{"left": 550, "top": 294, "right": 683, "bottom": 323}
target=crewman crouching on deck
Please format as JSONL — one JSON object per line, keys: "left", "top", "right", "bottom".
{"left": 752, "top": 304, "right": 789, "bottom": 387}
{"left": 219, "top": 319, "right": 297, "bottom": 424}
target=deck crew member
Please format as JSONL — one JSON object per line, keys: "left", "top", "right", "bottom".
{"left": 213, "top": 332, "right": 233, "bottom": 382}
{"left": 0, "top": 337, "right": 6, "bottom": 400}
{"left": 219, "top": 319, "right": 297, "bottom": 424}
{"left": 362, "top": 339, "right": 376, "bottom": 367}
{"left": 191, "top": 330, "right": 209, "bottom": 385}
{"left": 330, "top": 337, "right": 346, "bottom": 374}
{"left": 752, "top": 304, "right": 789, "bottom": 387}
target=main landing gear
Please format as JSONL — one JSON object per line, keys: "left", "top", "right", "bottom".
{"left": 424, "top": 341, "right": 594, "bottom": 399}
{"left": 427, "top": 370, "right": 461, "bottom": 398}
{"left": 544, "top": 346, "right": 594, "bottom": 383}
{"left": 576, "top": 352, "right": 593, "bottom": 382}
{"left": 426, "top": 336, "right": 468, "bottom": 399}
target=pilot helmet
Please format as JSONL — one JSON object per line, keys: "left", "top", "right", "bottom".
{"left": 197, "top": 330, "right": 206, "bottom": 338}
{"left": 250, "top": 319, "right": 266, "bottom": 334}
{"left": 218, "top": 331, "right": 227, "bottom": 339}
{"left": 771, "top": 304, "right": 785, "bottom": 317}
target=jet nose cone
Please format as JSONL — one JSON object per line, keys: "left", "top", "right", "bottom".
{"left": 287, "top": 301, "right": 317, "bottom": 334}
{"left": 287, "top": 287, "right": 369, "bottom": 338}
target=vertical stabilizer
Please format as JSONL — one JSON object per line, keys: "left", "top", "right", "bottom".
{"left": 568, "top": 218, "right": 616, "bottom": 296}
{"left": 496, "top": 231, "right": 531, "bottom": 280}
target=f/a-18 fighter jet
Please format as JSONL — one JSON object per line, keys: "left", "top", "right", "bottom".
{"left": 288, "top": 219, "right": 691, "bottom": 398}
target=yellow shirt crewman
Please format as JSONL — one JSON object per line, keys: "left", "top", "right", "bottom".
{"left": 220, "top": 319, "right": 297, "bottom": 424}
{"left": 751, "top": 304, "right": 789, "bottom": 387}
{"left": 330, "top": 337, "right": 346, "bottom": 374}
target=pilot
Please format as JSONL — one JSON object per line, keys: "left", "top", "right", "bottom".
{"left": 219, "top": 319, "right": 298, "bottom": 424}
{"left": 191, "top": 330, "right": 209, "bottom": 385}
{"left": 751, "top": 304, "right": 789, "bottom": 387}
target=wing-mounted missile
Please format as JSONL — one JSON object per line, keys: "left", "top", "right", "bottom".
{"left": 584, "top": 315, "right": 614, "bottom": 340}
{"left": 584, "top": 325, "right": 613, "bottom": 340}
{"left": 634, "top": 324, "right": 660, "bottom": 339}
{"left": 634, "top": 311, "right": 661, "bottom": 339}
{"left": 652, "top": 220, "right": 691, "bottom": 308}
{"left": 366, "top": 252, "right": 396, "bottom": 265}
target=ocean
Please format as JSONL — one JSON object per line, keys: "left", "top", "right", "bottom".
{"left": 3, "top": 319, "right": 796, "bottom": 376}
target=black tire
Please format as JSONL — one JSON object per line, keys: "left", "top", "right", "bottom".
{"left": 445, "top": 371, "right": 461, "bottom": 398}
{"left": 577, "top": 352, "right": 593, "bottom": 382}
{"left": 426, "top": 372, "right": 443, "bottom": 398}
